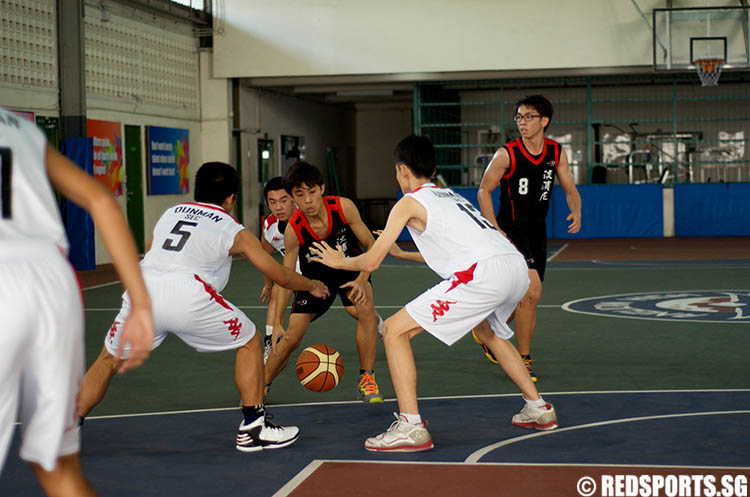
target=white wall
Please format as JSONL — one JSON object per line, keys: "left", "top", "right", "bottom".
{"left": 214, "top": 0, "right": 668, "bottom": 78}
{"left": 238, "top": 88, "right": 355, "bottom": 234}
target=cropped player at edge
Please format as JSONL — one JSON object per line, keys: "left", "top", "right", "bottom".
{"left": 0, "top": 106, "right": 154, "bottom": 497}
{"left": 77, "top": 161, "right": 329, "bottom": 453}
{"left": 311, "top": 135, "right": 558, "bottom": 452}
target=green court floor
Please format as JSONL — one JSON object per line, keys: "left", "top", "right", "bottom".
{"left": 82, "top": 258, "right": 750, "bottom": 417}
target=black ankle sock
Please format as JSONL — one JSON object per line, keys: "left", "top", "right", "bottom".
{"left": 79, "top": 416, "right": 85, "bottom": 427}
{"left": 241, "top": 404, "right": 264, "bottom": 425}
{"left": 360, "top": 369, "right": 374, "bottom": 375}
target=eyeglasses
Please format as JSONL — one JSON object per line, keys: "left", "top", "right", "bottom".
{"left": 513, "top": 114, "right": 542, "bottom": 123}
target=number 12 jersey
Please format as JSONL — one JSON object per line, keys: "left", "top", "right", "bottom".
{"left": 404, "top": 184, "right": 520, "bottom": 279}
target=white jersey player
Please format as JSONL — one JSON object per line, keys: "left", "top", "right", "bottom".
{"left": 259, "top": 176, "right": 299, "bottom": 362}
{"left": 311, "top": 135, "right": 558, "bottom": 453}
{"left": 78, "top": 161, "right": 329, "bottom": 453}
{"left": 0, "top": 106, "right": 154, "bottom": 497}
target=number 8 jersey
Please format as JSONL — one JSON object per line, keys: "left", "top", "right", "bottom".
{"left": 405, "top": 184, "right": 520, "bottom": 279}
{"left": 140, "top": 202, "right": 244, "bottom": 291}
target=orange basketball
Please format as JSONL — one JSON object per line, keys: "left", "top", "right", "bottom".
{"left": 295, "top": 344, "right": 344, "bottom": 392}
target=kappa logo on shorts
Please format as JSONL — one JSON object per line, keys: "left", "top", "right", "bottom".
{"left": 223, "top": 317, "right": 242, "bottom": 340}
{"left": 563, "top": 291, "right": 750, "bottom": 323}
{"left": 431, "top": 299, "right": 457, "bottom": 322}
{"left": 108, "top": 321, "right": 120, "bottom": 342}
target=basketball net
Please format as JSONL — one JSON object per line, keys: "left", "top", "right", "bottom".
{"left": 694, "top": 58, "right": 724, "bottom": 87}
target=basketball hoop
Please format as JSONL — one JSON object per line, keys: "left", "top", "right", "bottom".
{"left": 694, "top": 58, "right": 724, "bottom": 87}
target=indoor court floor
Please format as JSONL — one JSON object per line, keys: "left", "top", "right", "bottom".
{"left": 1, "top": 238, "right": 748, "bottom": 496}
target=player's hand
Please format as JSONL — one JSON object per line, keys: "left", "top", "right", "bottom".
{"left": 115, "top": 305, "right": 154, "bottom": 374}
{"left": 567, "top": 211, "right": 582, "bottom": 234}
{"left": 341, "top": 279, "right": 368, "bottom": 306}
{"left": 310, "top": 240, "right": 346, "bottom": 268}
{"left": 309, "top": 279, "right": 330, "bottom": 299}
{"left": 260, "top": 284, "right": 273, "bottom": 304}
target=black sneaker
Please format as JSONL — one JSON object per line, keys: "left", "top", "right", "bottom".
{"left": 235, "top": 413, "right": 299, "bottom": 452}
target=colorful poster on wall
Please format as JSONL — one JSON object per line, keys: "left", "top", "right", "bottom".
{"left": 87, "top": 119, "right": 123, "bottom": 195}
{"left": 10, "top": 110, "right": 35, "bottom": 122}
{"left": 146, "top": 126, "right": 190, "bottom": 195}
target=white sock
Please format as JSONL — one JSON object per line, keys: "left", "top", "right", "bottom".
{"left": 265, "top": 325, "right": 273, "bottom": 337}
{"left": 524, "top": 396, "right": 546, "bottom": 409}
{"left": 400, "top": 412, "right": 422, "bottom": 425}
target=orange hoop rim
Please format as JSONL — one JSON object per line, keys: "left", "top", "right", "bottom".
{"left": 694, "top": 58, "right": 725, "bottom": 72}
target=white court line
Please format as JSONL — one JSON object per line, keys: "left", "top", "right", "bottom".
{"left": 86, "top": 304, "right": 564, "bottom": 311}
{"left": 82, "top": 281, "right": 121, "bottom": 291}
{"left": 271, "top": 460, "right": 325, "bottom": 497}
{"left": 81, "top": 389, "right": 750, "bottom": 422}
{"left": 464, "top": 410, "right": 750, "bottom": 464}
{"left": 547, "top": 243, "right": 568, "bottom": 262}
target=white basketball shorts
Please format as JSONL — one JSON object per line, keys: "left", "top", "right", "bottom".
{"left": 405, "top": 253, "right": 529, "bottom": 346}
{"left": 0, "top": 243, "right": 83, "bottom": 472}
{"left": 105, "top": 271, "right": 256, "bottom": 358}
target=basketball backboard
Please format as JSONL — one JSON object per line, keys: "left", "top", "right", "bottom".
{"left": 653, "top": 6, "right": 750, "bottom": 71}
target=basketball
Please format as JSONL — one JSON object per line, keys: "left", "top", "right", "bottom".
{"left": 295, "top": 344, "right": 344, "bottom": 392}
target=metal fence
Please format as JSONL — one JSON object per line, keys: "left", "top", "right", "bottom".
{"left": 414, "top": 73, "right": 750, "bottom": 186}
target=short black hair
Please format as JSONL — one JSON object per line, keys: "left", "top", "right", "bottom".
{"left": 514, "top": 95, "right": 554, "bottom": 131}
{"left": 393, "top": 135, "right": 435, "bottom": 179}
{"left": 263, "top": 176, "right": 285, "bottom": 202}
{"left": 194, "top": 161, "right": 239, "bottom": 205}
{"left": 282, "top": 161, "right": 324, "bottom": 193}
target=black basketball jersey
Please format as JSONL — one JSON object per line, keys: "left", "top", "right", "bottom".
{"left": 497, "top": 137, "right": 560, "bottom": 226}
{"left": 289, "top": 195, "right": 362, "bottom": 283}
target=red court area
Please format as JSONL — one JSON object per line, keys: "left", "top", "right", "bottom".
{"left": 282, "top": 462, "right": 750, "bottom": 497}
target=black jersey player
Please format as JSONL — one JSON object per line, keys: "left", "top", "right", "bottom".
{"left": 476, "top": 95, "right": 582, "bottom": 382}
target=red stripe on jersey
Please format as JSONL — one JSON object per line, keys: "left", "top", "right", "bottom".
{"left": 502, "top": 143, "right": 517, "bottom": 179}
{"left": 289, "top": 196, "right": 343, "bottom": 245}
{"left": 550, "top": 139, "right": 560, "bottom": 167}
{"left": 194, "top": 274, "right": 232, "bottom": 310}
{"left": 325, "top": 196, "right": 346, "bottom": 226}
{"left": 409, "top": 183, "right": 438, "bottom": 193}
{"left": 182, "top": 202, "right": 241, "bottom": 225}
{"left": 517, "top": 138, "right": 546, "bottom": 165}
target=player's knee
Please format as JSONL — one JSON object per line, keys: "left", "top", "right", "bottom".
{"left": 523, "top": 285, "right": 542, "bottom": 306}
{"left": 97, "top": 348, "right": 121, "bottom": 373}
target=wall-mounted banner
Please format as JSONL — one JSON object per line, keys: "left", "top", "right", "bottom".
{"left": 146, "top": 126, "right": 190, "bottom": 195}
{"left": 10, "top": 110, "right": 35, "bottom": 122}
{"left": 87, "top": 119, "right": 123, "bottom": 195}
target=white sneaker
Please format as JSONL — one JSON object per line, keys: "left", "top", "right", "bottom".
{"left": 512, "top": 402, "right": 558, "bottom": 431}
{"left": 236, "top": 413, "right": 299, "bottom": 452}
{"left": 364, "top": 413, "right": 433, "bottom": 452}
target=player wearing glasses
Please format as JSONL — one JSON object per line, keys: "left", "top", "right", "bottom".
{"left": 474, "top": 95, "right": 582, "bottom": 382}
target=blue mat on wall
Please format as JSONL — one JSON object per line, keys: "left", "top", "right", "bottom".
{"left": 674, "top": 183, "right": 750, "bottom": 237}
{"left": 61, "top": 137, "right": 96, "bottom": 270}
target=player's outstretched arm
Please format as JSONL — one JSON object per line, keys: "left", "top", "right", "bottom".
{"left": 477, "top": 147, "right": 509, "bottom": 234}
{"left": 259, "top": 236, "right": 276, "bottom": 303}
{"left": 373, "top": 229, "right": 425, "bottom": 264}
{"left": 555, "top": 149, "right": 582, "bottom": 234}
{"left": 230, "top": 229, "right": 329, "bottom": 298}
{"left": 45, "top": 144, "right": 154, "bottom": 373}
{"left": 311, "top": 196, "right": 421, "bottom": 273}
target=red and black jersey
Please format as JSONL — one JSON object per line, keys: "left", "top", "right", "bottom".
{"left": 497, "top": 137, "right": 560, "bottom": 226}
{"left": 288, "top": 196, "right": 362, "bottom": 282}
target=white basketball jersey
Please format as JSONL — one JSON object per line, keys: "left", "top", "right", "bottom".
{"left": 141, "top": 202, "right": 244, "bottom": 291}
{"left": 0, "top": 108, "right": 68, "bottom": 253}
{"left": 263, "top": 214, "right": 286, "bottom": 255}
{"left": 405, "top": 183, "right": 520, "bottom": 279}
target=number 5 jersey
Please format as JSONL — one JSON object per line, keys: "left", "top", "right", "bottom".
{"left": 140, "top": 202, "right": 244, "bottom": 291}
